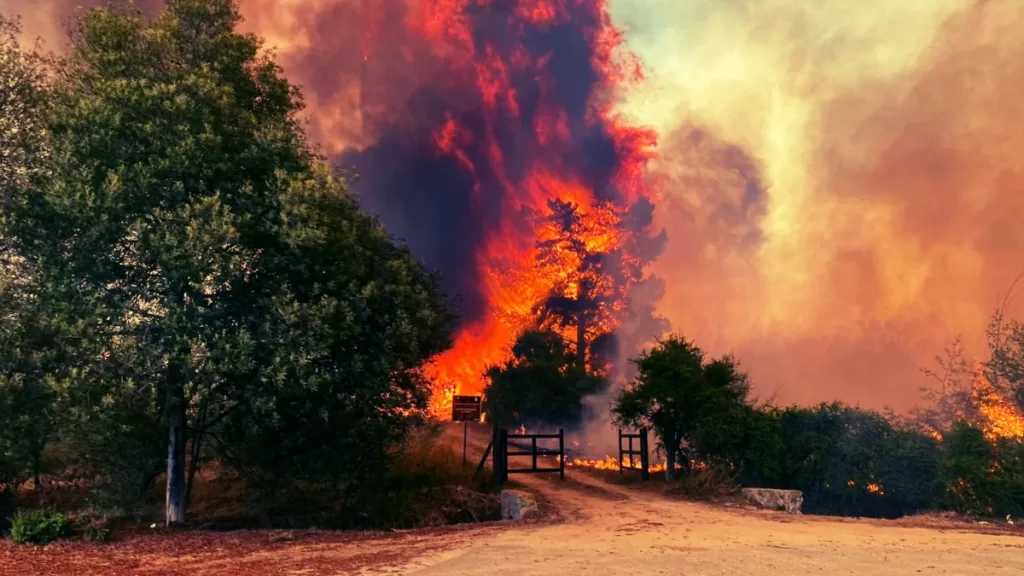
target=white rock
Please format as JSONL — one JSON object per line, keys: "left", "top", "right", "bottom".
{"left": 741, "top": 487, "right": 804, "bottom": 514}
{"left": 500, "top": 489, "right": 538, "bottom": 521}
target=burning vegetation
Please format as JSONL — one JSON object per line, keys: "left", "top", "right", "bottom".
{"left": 4, "top": 0, "right": 1024, "bottom": 536}
{"left": 137, "top": 0, "right": 674, "bottom": 422}
{"left": 289, "top": 0, "right": 668, "bottom": 417}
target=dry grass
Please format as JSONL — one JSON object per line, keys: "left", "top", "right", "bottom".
{"left": 391, "top": 424, "right": 492, "bottom": 492}
{"left": 669, "top": 465, "right": 738, "bottom": 501}
{"left": 570, "top": 462, "right": 738, "bottom": 503}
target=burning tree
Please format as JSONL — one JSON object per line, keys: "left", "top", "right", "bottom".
{"left": 480, "top": 195, "right": 666, "bottom": 427}
{"left": 986, "top": 306, "right": 1024, "bottom": 412}
{"left": 534, "top": 196, "right": 667, "bottom": 375}
{"left": 917, "top": 318, "right": 1024, "bottom": 442}
{"left": 320, "top": 0, "right": 665, "bottom": 412}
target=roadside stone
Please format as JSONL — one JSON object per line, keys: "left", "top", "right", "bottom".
{"left": 741, "top": 487, "right": 803, "bottom": 514}
{"left": 500, "top": 489, "right": 538, "bottom": 521}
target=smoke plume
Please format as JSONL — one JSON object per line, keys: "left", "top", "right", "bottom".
{"left": 614, "top": 0, "right": 1024, "bottom": 409}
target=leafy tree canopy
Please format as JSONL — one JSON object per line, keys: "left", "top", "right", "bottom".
{"left": 484, "top": 329, "right": 605, "bottom": 429}
{"left": 0, "top": 0, "right": 453, "bottom": 521}
{"left": 612, "top": 334, "right": 750, "bottom": 479}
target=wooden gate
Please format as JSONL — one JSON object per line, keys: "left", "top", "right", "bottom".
{"left": 618, "top": 428, "right": 650, "bottom": 481}
{"left": 492, "top": 427, "right": 565, "bottom": 485}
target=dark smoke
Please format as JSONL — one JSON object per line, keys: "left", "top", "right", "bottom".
{"left": 15, "top": 0, "right": 642, "bottom": 326}
{"left": 334, "top": 0, "right": 634, "bottom": 321}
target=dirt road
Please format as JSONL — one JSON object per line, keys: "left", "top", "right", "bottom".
{"left": 358, "top": 470, "right": 1024, "bottom": 576}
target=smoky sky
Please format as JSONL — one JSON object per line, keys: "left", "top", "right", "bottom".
{"left": 641, "top": 0, "right": 1024, "bottom": 410}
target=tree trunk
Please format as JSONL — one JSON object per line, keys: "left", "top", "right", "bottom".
{"left": 165, "top": 363, "right": 187, "bottom": 526}
{"left": 665, "top": 431, "right": 677, "bottom": 482}
{"left": 32, "top": 455, "right": 42, "bottom": 495}
{"left": 185, "top": 431, "right": 203, "bottom": 507}
{"left": 576, "top": 309, "right": 587, "bottom": 373}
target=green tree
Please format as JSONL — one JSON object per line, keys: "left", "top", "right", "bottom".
{"left": 939, "top": 423, "right": 1024, "bottom": 517}
{"left": 0, "top": 274, "right": 60, "bottom": 494}
{"left": 484, "top": 330, "right": 605, "bottom": 428}
{"left": 2, "top": 0, "right": 452, "bottom": 524}
{"left": 0, "top": 14, "right": 59, "bottom": 498}
{"left": 0, "top": 14, "right": 49, "bottom": 195}
{"left": 215, "top": 163, "right": 453, "bottom": 496}
{"left": 612, "top": 335, "right": 751, "bottom": 480}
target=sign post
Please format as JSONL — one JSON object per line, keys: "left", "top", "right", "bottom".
{"left": 451, "top": 395, "right": 482, "bottom": 467}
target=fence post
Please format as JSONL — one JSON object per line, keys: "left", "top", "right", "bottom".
{"left": 640, "top": 427, "right": 650, "bottom": 481}
{"left": 531, "top": 436, "right": 538, "bottom": 471}
{"left": 617, "top": 429, "right": 623, "bottom": 475}
{"left": 491, "top": 425, "right": 501, "bottom": 487}
{"left": 558, "top": 428, "right": 565, "bottom": 480}
{"left": 499, "top": 428, "right": 509, "bottom": 484}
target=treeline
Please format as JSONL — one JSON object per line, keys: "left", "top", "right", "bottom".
{"left": 486, "top": 326, "right": 1024, "bottom": 519}
{"left": 612, "top": 334, "right": 1024, "bottom": 519}
{"left": 0, "top": 1, "right": 456, "bottom": 530}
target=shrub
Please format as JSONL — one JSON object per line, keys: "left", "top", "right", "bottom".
{"left": 485, "top": 330, "right": 606, "bottom": 429}
{"left": 341, "top": 425, "right": 501, "bottom": 529}
{"left": 68, "top": 506, "right": 119, "bottom": 542}
{"left": 940, "top": 423, "right": 1024, "bottom": 517}
{"left": 8, "top": 509, "right": 70, "bottom": 545}
{"left": 0, "top": 490, "right": 13, "bottom": 534}
{"left": 671, "top": 463, "right": 737, "bottom": 501}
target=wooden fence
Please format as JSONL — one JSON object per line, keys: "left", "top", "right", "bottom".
{"left": 618, "top": 428, "right": 650, "bottom": 481}
{"left": 492, "top": 427, "right": 565, "bottom": 485}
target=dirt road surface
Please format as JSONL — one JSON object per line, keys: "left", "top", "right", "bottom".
{"left": 364, "top": 471, "right": 1024, "bottom": 576}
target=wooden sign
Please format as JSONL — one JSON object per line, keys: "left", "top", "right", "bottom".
{"left": 452, "top": 395, "right": 482, "bottom": 422}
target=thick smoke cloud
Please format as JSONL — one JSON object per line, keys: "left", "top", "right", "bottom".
{"left": 328, "top": 0, "right": 632, "bottom": 319}
{"left": 614, "top": 0, "right": 1024, "bottom": 409}
{"left": 10, "top": 0, "right": 638, "bottom": 327}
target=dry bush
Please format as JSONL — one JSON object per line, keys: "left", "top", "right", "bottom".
{"left": 670, "top": 464, "right": 738, "bottom": 501}
{"left": 389, "top": 424, "right": 490, "bottom": 491}
{"left": 376, "top": 424, "right": 500, "bottom": 528}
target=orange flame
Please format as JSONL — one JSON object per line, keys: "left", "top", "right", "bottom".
{"left": 415, "top": 0, "right": 656, "bottom": 417}
{"left": 972, "top": 371, "right": 1024, "bottom": 441}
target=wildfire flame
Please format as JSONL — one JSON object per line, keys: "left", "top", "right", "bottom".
{"left": 399, "top": 0, "right": 657, "bottom": 416}
{"left": 558, "top": 454, "right": 678, "bottom": 474}
{"left": 973, "top": 372, "right": 1024, "bottom": 441}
